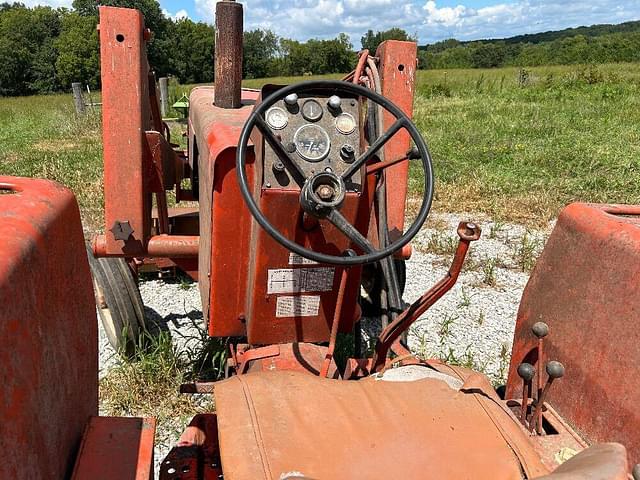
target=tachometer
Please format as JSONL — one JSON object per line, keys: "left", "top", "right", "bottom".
{"left": 294, "top": 124, "right": 331, "bottom": 162}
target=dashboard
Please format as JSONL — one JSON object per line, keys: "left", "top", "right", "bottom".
{"left": 262, "top": 92, "right": 362, "bottom": 192}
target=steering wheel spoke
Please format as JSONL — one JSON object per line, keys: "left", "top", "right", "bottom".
{"left": 342, "top": 117, "right": 407, "bottom": 180}
{"left": 326, "top": 208, "right": 375, "bottom": 254}
{"left": 255, "top": 115, "right": 306, "bottom": 187}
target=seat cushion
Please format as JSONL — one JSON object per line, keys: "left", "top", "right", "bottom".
{"left": 215, "top": 370, "right": 530, "bottom": 480}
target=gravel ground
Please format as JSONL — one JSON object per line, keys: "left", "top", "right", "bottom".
{"left": 98, "top": 212, "right": 553, "bottom": 472}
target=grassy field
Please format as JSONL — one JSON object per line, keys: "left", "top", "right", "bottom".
{"left": 1, "top": 64, "right": 639, "bottom": 229}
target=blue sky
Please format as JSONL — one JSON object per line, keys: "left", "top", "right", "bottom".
{"left": 25, "top": 0, "right": 640, "bottom": 44}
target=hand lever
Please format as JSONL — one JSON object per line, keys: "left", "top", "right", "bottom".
{"left": 529, "top": 360, "right": 565, "bottom": 433}
{"left": 370, "top": 222, "right": 481, "bottom": 373}
{"left": 532, "top": 321, "right": 549, "bottom": 434}
{"left": 517, "top": 363, "right": 535, "bottom": 426}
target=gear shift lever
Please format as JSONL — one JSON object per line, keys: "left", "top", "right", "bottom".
{"left": 529, "top": 360, "right": 565, "bottom": 433}
{"left": 532, "top": 321, "right": 549, "bottom": 433}
{"left": 517, "top": 363, "right": 535, "bottom": 426}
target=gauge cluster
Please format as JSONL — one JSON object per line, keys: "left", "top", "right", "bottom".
{"left": 262, "top": 93, "right": 362, "bottom": 191}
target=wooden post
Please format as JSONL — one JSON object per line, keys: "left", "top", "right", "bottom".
{"left": 72, "top": 82, "right": 86, "bottom": 114}
{"left": 159, "top": 77, "right": 169, "bottom": 117}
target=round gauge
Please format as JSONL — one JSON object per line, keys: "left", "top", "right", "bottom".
{"left": 335, "top": 113, "right": 356, "bottom": 135}
{"left": 301, "top": 99, "right": 323, "bottom": 122}
{"left": 294, "top": 124, "right": 331, "bottom": 162}
{"left": 266, "top": 107, "right": 288, "bottom": 130}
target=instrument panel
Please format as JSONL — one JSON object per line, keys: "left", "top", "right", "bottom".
{"left": 262, "top": 93, "right": 362, "bottom": 192}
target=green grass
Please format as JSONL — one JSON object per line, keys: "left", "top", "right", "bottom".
{"left": 411, "top": 63, "right": 640, "bottom": 224}
{"left": 0, "top": 95, "right": 104, "bottom": 228}
{"left": 1, "top": 64, "right": 639, "bottom": 229}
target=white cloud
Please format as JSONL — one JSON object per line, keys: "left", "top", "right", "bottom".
{"left": 193, "top": 0, "right": 639, "bottom": 44}
{"left": 162, "top": 8, "right": 190, "bottom": 21}
{"left": 18, "top": 0, "right": 73, "bottom": 8}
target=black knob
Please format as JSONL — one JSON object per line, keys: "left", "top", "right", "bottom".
{"left": 340, "top": 144, "right": 355, "bottom": 162}
{"left": 273, "top": 161, "right": 285, "bottom": 173}
{"left": 532, "top": 322, "right": 549, "bottom": 339}
{"left": 285, "top": 142, "right": 296, "bottom": 154}
{"left": 546, "top": 361, "right": 565, "bottom": 379}
{"left": 407, "top": 146, "right": 420, "bottom": 160}
{"left": 517, "top": 363, "right": 535, "bottom": 382}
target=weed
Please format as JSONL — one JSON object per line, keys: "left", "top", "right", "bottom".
{"left": 497, "top": 342, "right": 511, "bottom": 382}
{"left": 100, "top": 315, "right": 227, "bottom": 422}
{"left": 458, "top": 286, "right": 471, "bottom": 308}
{"left": 477, "top": 311, "right": 486, "bottom": 326}
{"left": 512, "top": 232, "right": 543, "bottom": 272}
{"left": 438, "top": 313, "right": 458, "bottom": 339}
{"left": 426, "top": 231, "right": 458, "bottom": 256}
{"left": 441, "top": 346, "right": 487, "bottom": 373}
{"left": 488, "top": 220, "right": 505, "bottom": 239}
{"left": 481, "top": 258, "right": 498, "bottom": 286}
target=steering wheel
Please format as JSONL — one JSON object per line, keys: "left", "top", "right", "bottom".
{"left": 236, "top": 80, "right": 434, "bottom": 266}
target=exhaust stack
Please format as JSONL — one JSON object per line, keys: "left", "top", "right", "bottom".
{"left": 214, "top": 0, "right": 243, "bottom": 108}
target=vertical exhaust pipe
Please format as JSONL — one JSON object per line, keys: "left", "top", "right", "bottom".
{"left": 214, "top": 0, "right": 243, "bottom": 108}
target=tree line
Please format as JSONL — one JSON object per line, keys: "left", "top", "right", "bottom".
{"left": 419, "top": 21, "right": 640, "bottom": 69}
{"left": 1, "top": 0, "right": 637, "bottom": 96}
{"left": 0, "top": 0, "right": 358, "bottom": 96}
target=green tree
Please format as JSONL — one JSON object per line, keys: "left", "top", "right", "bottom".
{"left": 168, "top": 18, "right": 214, "bottom": 84}
{"left": 0, "top": 5, "right": 62, "bottom": 95}
{"left": 361, "top": 28, "right": 415, "bottom": 53}
{"left": 55, "top": 13, "right": 100, "bottom": 89}
{"left": 243, "top": 29, "right": 278, "bottom": 79}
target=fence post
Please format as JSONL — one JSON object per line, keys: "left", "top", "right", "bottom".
{"left": 72, "top": 83, "right": 86, "bottom": 114}
{"left": 159, "top": 77, "right": 169, "bottom": 117}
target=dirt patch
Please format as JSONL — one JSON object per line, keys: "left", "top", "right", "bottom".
{"left": 32, "top": 139, "right": 83, "bottom": 152}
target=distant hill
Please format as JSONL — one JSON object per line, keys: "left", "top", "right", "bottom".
{"left": 417, "top": 20, "right": 640, "bottom": 69}
{"left": 419, "top": 20, "right": 640, "bottom": 51}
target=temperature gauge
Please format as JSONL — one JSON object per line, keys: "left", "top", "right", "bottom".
{"left": 266, "top": 107, "right": 288, "bottom": 130}
{"left": 301, "top": 99, "right": 323, "bottom": 122}
{"left": 294, "top": 124, "right": 331, "bottom": 162}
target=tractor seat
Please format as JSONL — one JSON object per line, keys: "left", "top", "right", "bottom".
{"left": 214, "top": 367, "right": 547, "bottom": 480}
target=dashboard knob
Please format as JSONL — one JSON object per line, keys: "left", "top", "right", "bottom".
{"left": 328, "top": 95, "right": 341, "bottom": 112}
{"left": 340, "top": 144, "right": 355, "bottom": 162}
{"left": 284, "top": 93, "right": 299, "bottom": 107}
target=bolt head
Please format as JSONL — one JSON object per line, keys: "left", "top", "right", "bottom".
{"left": 517, "top": 363, "right": 535, "bottom": 381}
{"left": 532, "top": 321, "right": 549, "bottom": 338}
{"left": 546, "top": 360, "right": 565, "bottom": 379}
{"left": 317, "top": 185, "right": 334, "bottom": 201}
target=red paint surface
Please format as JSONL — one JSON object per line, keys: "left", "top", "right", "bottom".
{"left": 0, "top": 177, "right": 97, "bottom": 479}
{"left": 506, "top": 203, "right": 640, "bottom": 463}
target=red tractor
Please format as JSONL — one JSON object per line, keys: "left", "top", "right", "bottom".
{"left": 1, "top": 2, "right": 639, "bottom": 479}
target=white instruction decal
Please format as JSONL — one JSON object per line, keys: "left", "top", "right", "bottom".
{"left": 288, "top": 253, "right": 318, "bottom": 265}
{"left": 276, "top": 296, "right": 321, "bottom": 317}
{"left": 267, "top": 268, "right": 335, "bottom": 294}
